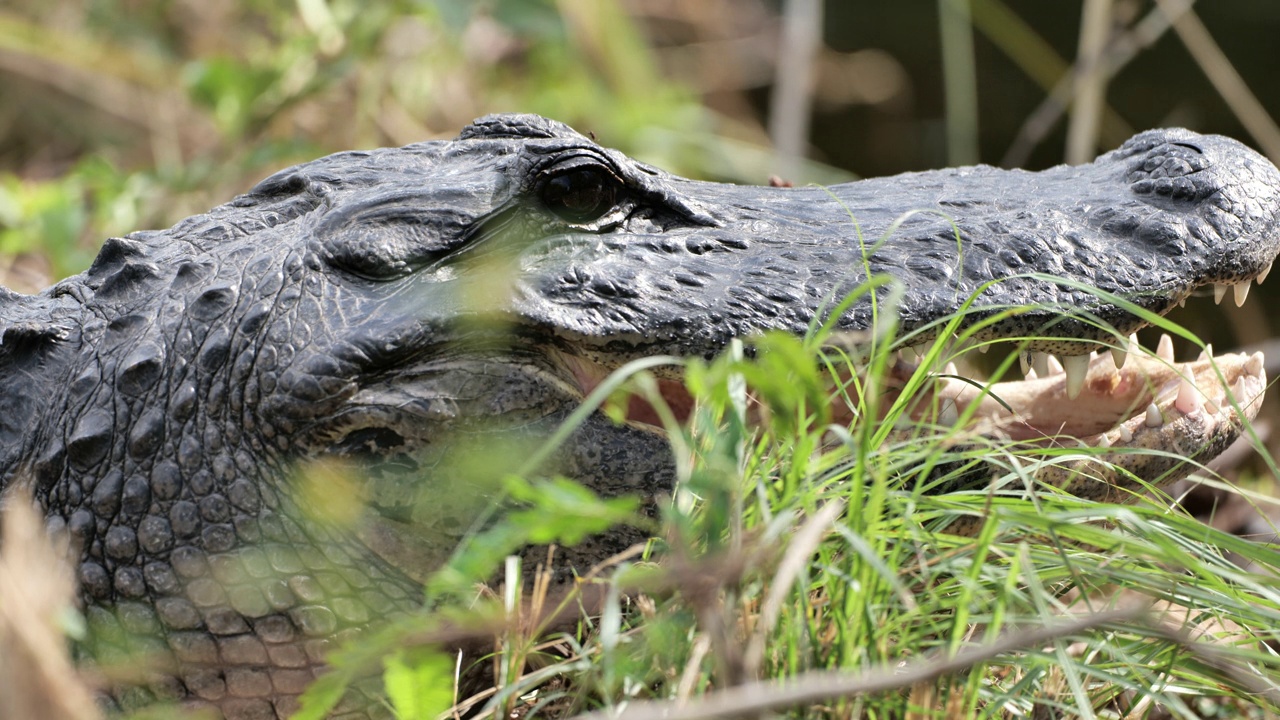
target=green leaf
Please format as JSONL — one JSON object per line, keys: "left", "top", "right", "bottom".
{"left": 291, "top": 669, "right": 353, "bottom": 720}
{"left": 504, "top": 475, "right": 640, "bottom": 545}
{"left": 384, "top": 649, "right": 455, "bottom": 720}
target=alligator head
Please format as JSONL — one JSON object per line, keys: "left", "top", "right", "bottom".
{"left": 0, "top": 114, "right": 1276, "bottom": 718}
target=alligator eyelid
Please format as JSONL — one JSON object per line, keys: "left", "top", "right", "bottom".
{"left": 540, "top": 163, "right": 624, "bottom": 197}
{"left": 529, "top": 147, "right": 628, "bottom": 184}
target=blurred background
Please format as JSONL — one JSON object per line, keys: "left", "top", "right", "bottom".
{"left": 2, "top": 0, "right": 1279, "bottom": 512}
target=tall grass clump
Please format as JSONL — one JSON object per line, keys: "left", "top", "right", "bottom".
{"left": 284, "top": 277, "right": 1280, "bottom": 720}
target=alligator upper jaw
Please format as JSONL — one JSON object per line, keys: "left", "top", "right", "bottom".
{"left": 553, "top": 335, "right": 1268, "bottom": 491}
{"left": 506, "top": 127, "right": 1280, "bottom": 363}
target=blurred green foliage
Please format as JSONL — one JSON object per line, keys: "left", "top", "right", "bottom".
{"left": 0, "top": 0, "right": 723, "bottom": 281}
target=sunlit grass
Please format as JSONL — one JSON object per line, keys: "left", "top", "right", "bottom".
{"left": 275, "top": 289, "right": 1280, "bottom": 720}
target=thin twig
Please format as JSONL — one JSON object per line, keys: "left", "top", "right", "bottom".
{"left": 938, "top": 0, "right": 979, "bottom": 166}
{"left": 1155, "top": 0, "right": 1280, "bottom": 164}
{"left": 1065, "top": 0, "right": 1113, "bottom": 164}
{"left": 973, "top": 0, "right": 1134, "bottom": 167}
{"left": 1001, "top": 0, "right": 1195, "bottom": 167}
{"left": 675, "top": 633, "right": 712, "bottom": 703}
{"left": 1144, "top": 619, "right": 1280, "bottom": 707}
{"left": 769, "top": 0, "right": 822, "bottom": 182}
{"left": 572, "top": 608, "right": 1144, "bottom": 720}
{"left": 742, "top": 499, "right": 845, "bottom": 678}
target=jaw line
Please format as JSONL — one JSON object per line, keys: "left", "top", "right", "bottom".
{"left": 554, "top": 336, "right": 1268, "bottom": 493}
{"left": 865, "top": 342, "right": 1268, "bottom": 504}
{"left": 914, "top": 346, "right": 1267, "bottom": 445}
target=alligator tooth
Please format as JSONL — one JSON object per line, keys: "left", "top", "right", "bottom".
{"left": 1019, "top": 352, "right": 1031, "bottom": 376}
{"left": 1156, "top": 333, "right": 1175, "bottom": 363}
{"left": 943, "top": 361, "right": 959, "bottom": 377}
{"left": 1110, "top": 346, "right": 1127, "bottom": 369}
{"left": 1214, "top": 283, "right": 1228, "bottom": 304}
{"left": 1118, "top": 424, "right": 1133, "bottom": 442}
{"left": 939, "top": 398, "right": 958, "bottom": 426}
{"left": 1062, "top": 354, "right": 1090, "bottom": 400}
{"left": 1178, "top": 297, "right": 1186, "bottom": 308}
{"left": 1098, "top": 434, "right": 1111, "bottom": 448}
{"left": 1234, "top": 280, "right": 1252, "bottom": 307}
{"left": 913, "top": 342, "right": 930, "bottom": 359}
{"left": 1110, "top": 336, "right": 1128, "bottom": 369}
{"left": 1232, "top": 376, "right": 1250, "bottom": 403}
{"left": 900, "top": 346, "right": 918, "bottom": 364}
{"left": 1247, "top": 351, "right": 1264, "bottom": 377}
{"left": 1175, "top": 365, "right": 1202, "bottom": 414}
{"left": 977, "top": 343, "right": 990, "bottom": 354}
{"left": 1031, "top": 352, "right": 1051, "bottom": 378}
{"left": 1260, "top": 259, "right": 1274, "bottom": 284}
{"left": 1144, "top": 403, "right": 1163, "bottom": 427}
{"left": 1197, "top": 343, "right": 1213, "bottom": 363}
{"left": 1046, "top": 354, "right": 1065, "bottom": 375}
{"left": 1204, "top": 395, "right": 1219, "bottom": 414}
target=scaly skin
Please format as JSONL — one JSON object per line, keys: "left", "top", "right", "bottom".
{"left": 0, "top": 114, "right": 1277, "bottom": 717}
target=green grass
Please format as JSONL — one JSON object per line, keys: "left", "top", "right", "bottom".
{"left": 281, "top": 283, "right": 1280, "bottom": 720}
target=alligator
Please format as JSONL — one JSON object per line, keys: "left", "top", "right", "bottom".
{"left": 0, "top": 113, "right": 1277, "bottom": 718}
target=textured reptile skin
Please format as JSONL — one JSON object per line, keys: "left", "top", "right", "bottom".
{"left": 1, "top": 114, "right": 1278, "bottom": 717}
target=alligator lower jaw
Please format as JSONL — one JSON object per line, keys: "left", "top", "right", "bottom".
{"left": 555, "top": 339, "right": 1268, "bottom": 494}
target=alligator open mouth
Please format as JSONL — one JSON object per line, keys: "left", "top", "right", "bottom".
{"left": 921, "top": 337, "right": 1266, "bottom": 445}
{"left": 554, "top": 303, "right": 1269, "bottom": 505}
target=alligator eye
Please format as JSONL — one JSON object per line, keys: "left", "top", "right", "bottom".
{"left": 540, "top": 166, "right": 619, "bottom": 223}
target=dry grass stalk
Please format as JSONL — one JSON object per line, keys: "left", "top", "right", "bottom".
{"left": 0, "top": 488, "right": 100, "bottom": 720}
